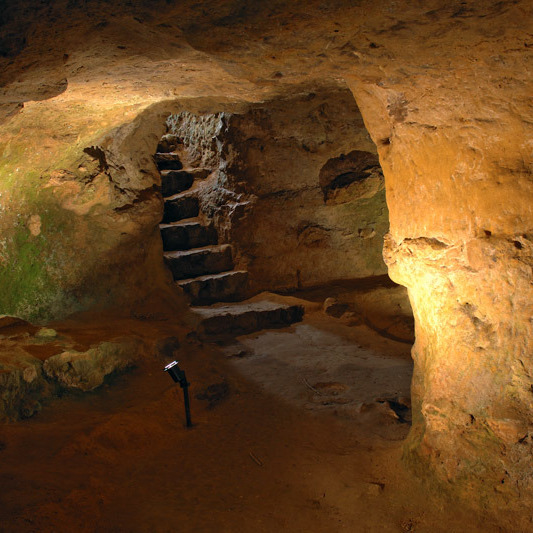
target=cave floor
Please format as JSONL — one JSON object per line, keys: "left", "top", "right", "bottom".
{"left": 1, "top": 300, "right": 498, "bottom": 532}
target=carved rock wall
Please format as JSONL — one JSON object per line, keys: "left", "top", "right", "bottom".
{"left": 191, "top": 87, "right": 390, "bottom": 292}
{"left": 0, "top": 0, "right": 532, "bottom": 520}
{"left": 349, "top": 53, "right": 533, "bottom": 517}
{"left": 0, "top": 102, "right": 171, "bottom": 320}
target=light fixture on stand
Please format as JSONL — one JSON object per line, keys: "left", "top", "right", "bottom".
{"left": 164, "top": 360, "right": 192, "bottom": 428}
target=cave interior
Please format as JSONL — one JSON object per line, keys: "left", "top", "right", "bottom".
{"left": 0, "top": 0, "right": 532, "bottom": 531}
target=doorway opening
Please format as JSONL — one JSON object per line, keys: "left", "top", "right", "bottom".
{"left": 153, "top": 85, "right": 414, "bottom": 433}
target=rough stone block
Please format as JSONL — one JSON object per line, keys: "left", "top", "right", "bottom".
{"left": 162, "top": 195, "right": 199, "bottom": 223}
{"left": 154, "top": 152, "right": 183, "bottom": 171}
{"left": 0, "top": 352, "right": 48, "bottom": 421}
{"left": 160, "top": 170, "right": 194, "bottom": 197}
{"left": 194, "top": 299, "right": 304, "bottom": 339}
{"left": 160, "top": 221, "right": 217, "bottom": 251}
{"left": 43, "top": 337, "right": 143, "bottom": 391}
{"left": 164, "top": 244, "right": 234, "bottom": 280}
{"left": 178, "top": 270, "right": 248, "bottom": 305}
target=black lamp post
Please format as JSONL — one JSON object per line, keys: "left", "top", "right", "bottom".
{"left": 164, "top": 360, "right": 192, "bottom": 428}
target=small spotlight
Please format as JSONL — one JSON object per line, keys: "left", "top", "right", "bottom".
{"left": 164, "top": 360, "right": 192, "bottom": 428}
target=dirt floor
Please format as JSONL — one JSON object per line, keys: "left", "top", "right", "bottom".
{"left": 0, "top": 289, "right": 503, "bottom": 532}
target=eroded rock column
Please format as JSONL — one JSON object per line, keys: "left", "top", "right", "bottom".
{"left": 351, "top": 81, "right": 533, "bottom": 510}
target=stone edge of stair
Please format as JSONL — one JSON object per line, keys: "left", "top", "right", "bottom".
{"left": 195, "top": 303, "right": 305, "bottom": 341}
{"left": 163, "top": 243, "right": 232, "bottom": 259}
{"left": 178, "top": 270, "right": 249, "bottom": 306}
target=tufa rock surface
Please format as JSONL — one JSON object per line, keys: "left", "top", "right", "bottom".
{"left": 43, "top": 337, "right": 144, "bottom": 392}
{"left": 167, "top": 88, "right": 389, "bottom": 294}
{"left": 0, "top": 0, "right": 532, "bottom": 520}
{"left": 0, "top": 349, "right": 48, "bottom": 420}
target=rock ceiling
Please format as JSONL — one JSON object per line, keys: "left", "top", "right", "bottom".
{"left": 1, "top": 0, "right": 530, "bottom": 121}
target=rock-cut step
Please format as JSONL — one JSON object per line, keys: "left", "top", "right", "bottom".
{"left": 178, "top": 270, "right": 248, "bottom": 305}
{"left": 154, "top": 152, "right": 183, "bottom": 171}
{"left": 163, "top": 194, "right": 199, "bottom": 223}
{"left": 160, "top": 220, "right": 217, "bottom": 251}
{"left": 164, "top": 244, "right": 234, "bottom": 280}
{"left": 160, "top": 170, "right": 194, "bottom": 197}
{"left": 193, "top": 298, "right": 305, "bottom": 340}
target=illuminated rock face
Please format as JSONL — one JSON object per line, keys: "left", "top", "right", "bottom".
{"left": 1, "top": 0, "right": 532, "bottom": 516}
{"left": 385, "top": 235, "right": 533, "bottom": 503}
{"left": 346, "top": 24, "right": 533, "bottom": 507}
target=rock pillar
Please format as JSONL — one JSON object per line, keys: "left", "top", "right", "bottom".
{"left": 350, "top": 80, "right": 533, "bottom": 511}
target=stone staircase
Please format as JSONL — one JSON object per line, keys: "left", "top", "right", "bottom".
{"left": 154, "top": 138, "right": 304, "bottom": 338}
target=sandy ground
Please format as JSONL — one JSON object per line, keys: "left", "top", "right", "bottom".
{"left": 0, "top": 294, "right": 501, "bottom": 533}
